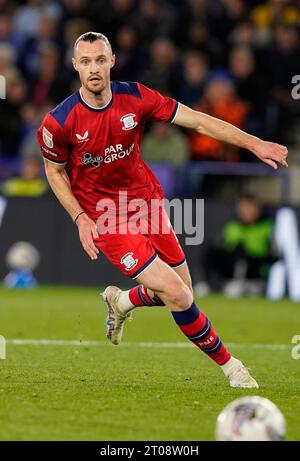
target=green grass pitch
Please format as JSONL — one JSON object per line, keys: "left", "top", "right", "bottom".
{"left": 0, "top": 286, "right": 299, "bottom": 441}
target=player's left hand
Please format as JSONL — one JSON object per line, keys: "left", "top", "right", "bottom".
{"left": 251, "top": 139, "right": 288, "bottom": 170}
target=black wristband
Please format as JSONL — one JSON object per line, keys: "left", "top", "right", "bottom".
{"left": 74, "top": 211, "right": 86, "bottom": 224}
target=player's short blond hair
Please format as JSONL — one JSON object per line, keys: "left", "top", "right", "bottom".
{"left": 74, "top": 32, "right": 112, "bottom": 54}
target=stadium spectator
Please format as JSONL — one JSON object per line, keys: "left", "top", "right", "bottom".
{"left": 174, "top": 0, "right": 219, "bottom": 46}
{"left": 0, "top": 72, "right": 27, "bottom": 157}
{"left": 229, "top": 20, "right": 259, "bottom": 48}
{"left": 12, "top": 0, "right": 62, "bottom": 47}
{"left": 142, "top": 122, "right": 189, "bottom": 167}
{"left": 84, "top": 0, "right": 137, "bottom": 39}
{"left": 0, "top": 12, "right": 17, "bottom": 48}
{"left": 141, "top": 38, "right": 179, "bottom": 95}
{"left": 60, "top": 0, "right": 90, "bottom": 19}
{"left": 0, "top": 42, "right": 16, "bottom": 76}
{"left": 229, "top": 45, "right": 267, "bottom": 137}
{"left": 62, "top": 17, "right": 92, "bottom": 73}
{"left": 1, "top": 155, "right": 47, "bottom": 197}
{"left": 251, "top": 0, "right": 300, "bottom": 44}
{"left": 134, "top": 0, "right": 176, "bottom": 47}
{"left": 214, "top": 0, "right": 249, "bottom": 43}
{"left": 113, "top": 23, "right": 146, "bottom": 82}
{"left": 0, "top": 0, "right": 16, "bottom": 15}
{"left": 142, "top": 122, "right": 189, "bottom": 197}
{"left": 264, "top": 23, "right": 300, "bottom": 142}
{"left": 189, "top": 70, "right": 248, "bottom": 161}
{"left": 19, "top": 101, "right": 52, "bottom": 159}
{"left": 17, "top": 13, "right": 60, "bottom": 79}
{"left": 178, "top": 51, "right": 208, "bottom": 107}
{"left": 30, "top": 44, "right": 65, "bottom": 106}
{"left": 196, "top": 194, "right": 277, "bottom": 297}
{"left": 179, "top": 20, "right": 223, "bottom": 67}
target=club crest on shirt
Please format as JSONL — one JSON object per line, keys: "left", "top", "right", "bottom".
{"left": 120, "top": 113, "right": 137, "bottom": 131}
{"left": 120, "top": 252, "right": 139, "bottom": 271}
{"left": 42, "top": 127, "right": 54, "bottom": 148}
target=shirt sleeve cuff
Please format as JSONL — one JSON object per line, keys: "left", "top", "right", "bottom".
{"left": 167, "top": 101, "right": 180, "bottom": 123}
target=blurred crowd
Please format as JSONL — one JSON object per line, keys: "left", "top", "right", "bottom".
{"left": 0, "top": 0, "right": 300, "bottom": 193}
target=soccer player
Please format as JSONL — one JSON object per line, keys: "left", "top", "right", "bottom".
{"left": 37, "top": 32, "right": 288, "bottom": 388}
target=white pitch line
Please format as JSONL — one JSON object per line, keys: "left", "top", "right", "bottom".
{"left": 5, "top": 339, "right": 290, "bottom": 350}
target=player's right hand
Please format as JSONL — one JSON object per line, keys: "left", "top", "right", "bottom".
{"left": 76, "top": 213, "right": 99, "bottom": 260}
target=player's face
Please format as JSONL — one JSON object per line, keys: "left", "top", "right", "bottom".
{"left": 72, "top": 40, "right": 115, "bottom": 95}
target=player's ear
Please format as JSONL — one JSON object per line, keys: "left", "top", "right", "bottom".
{"left": 72, "top": 57, "right": 78, "bottom": 72}
{"left": 110, "top": 54, "right": 116, "bottom": 69}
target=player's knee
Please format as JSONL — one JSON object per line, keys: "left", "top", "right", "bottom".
{"left": 163, "top": 281, "right": 193, "bottom": 310}
{"left": 185, "top": 276, "right": 193, "bottom": 295}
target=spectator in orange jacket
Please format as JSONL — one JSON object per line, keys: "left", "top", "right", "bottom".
{"left": 190, "top": 70, "right": 248, "bottom": 162}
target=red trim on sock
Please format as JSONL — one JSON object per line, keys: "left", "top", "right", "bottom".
{"left": 129, "top": 285, "right": 165, "bottom": 307}
{"left": 179, "top": 311, "right": 206, "bottom": 336}
{"left": 192, "top": 321, "right": 231, "bottom": 365}
{"left": 210, "top": 346, "right": 231, "bottom": 366}
{"left": 128, "top": 286, "right": 142, "bottom": 307}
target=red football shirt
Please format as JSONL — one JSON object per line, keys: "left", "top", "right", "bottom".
{"left": 37, "top": 81, "right": 179, "bottom": 221}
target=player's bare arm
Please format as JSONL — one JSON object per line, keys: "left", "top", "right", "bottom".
{"left": 173, "top": 103, "right": 288, "bottom": 170}
{"left": 44, "top": 159, "right": 99, "bottom": 261}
